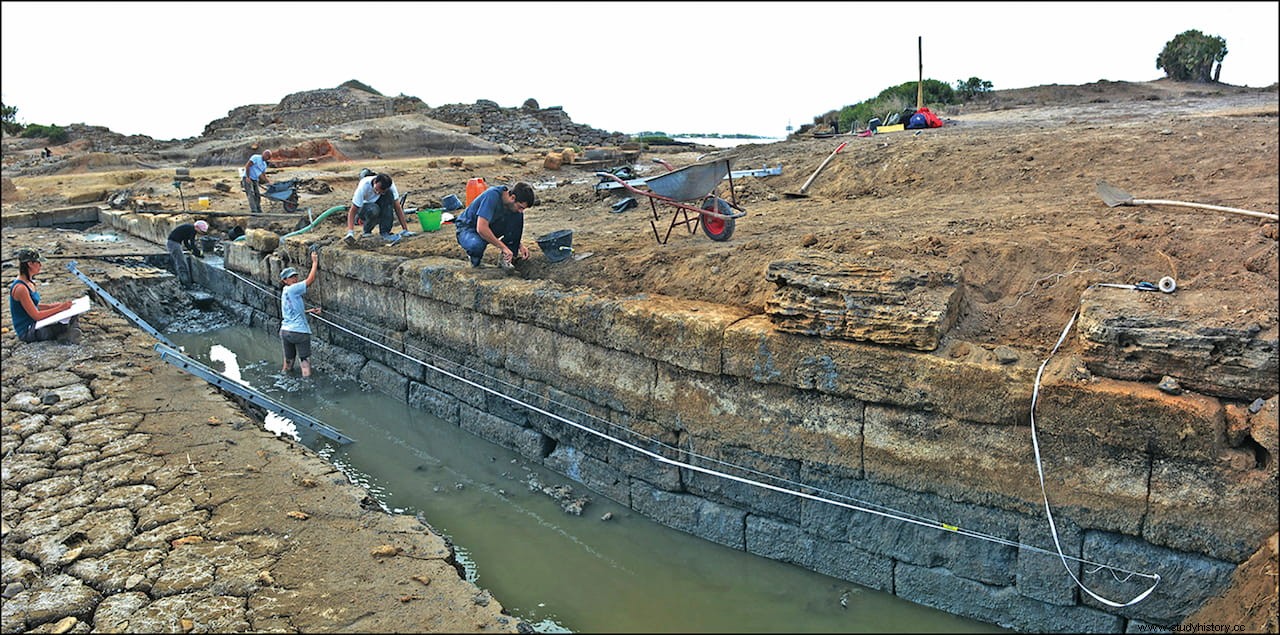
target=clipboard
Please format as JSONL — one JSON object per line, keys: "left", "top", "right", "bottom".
{"left": 33, "top": 295, "right": 90, "bottom": 330}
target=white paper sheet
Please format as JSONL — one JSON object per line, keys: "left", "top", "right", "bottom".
{"left": 33, "top": 295, "right": 90, "bottom": 330}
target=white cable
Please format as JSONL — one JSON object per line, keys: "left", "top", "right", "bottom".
{"left": 1028, "top": 290, "right": 1160, "bottom": 607}
{"left": 222, "top": 267, "right": 1163, "bottom": 594}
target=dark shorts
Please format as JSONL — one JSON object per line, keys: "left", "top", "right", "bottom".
{"left": 280, "top": 329, "right": 312, "bottom": 362}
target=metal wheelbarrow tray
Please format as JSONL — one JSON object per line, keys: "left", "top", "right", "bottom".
{"left": 263, "top": 179, "right": 301, "bottom": 213}
{"left": 595, "top": 158, "right": 746, "bottom": 244}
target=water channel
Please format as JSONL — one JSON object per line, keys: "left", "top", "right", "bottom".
{"left": 165, "top": 322, "right": 1002, "bottom": 633}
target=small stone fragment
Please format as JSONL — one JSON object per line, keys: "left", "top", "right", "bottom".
{"left": 1157, "top": 375, "right": 1182, "bottom": 395}
{"left": 371, "top": 545, "right": 401, "bottom": 558}
{"left": 50, "top": 616, "right": 77, "bottom": 634}
{"left": 286, "top": 511, "right": 310, "bottom": 520}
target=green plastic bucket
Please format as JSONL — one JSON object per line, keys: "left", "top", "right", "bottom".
{"left": 417, "top": 208, "right": 443, "bottom": 232}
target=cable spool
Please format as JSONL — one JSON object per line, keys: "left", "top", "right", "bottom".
{"left": 1158, "top": 276, "right": 1177, "bottom": 293}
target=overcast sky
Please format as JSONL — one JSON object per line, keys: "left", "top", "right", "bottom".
{"left": 3, "top": 1, "right": 1277, "bottom": 141}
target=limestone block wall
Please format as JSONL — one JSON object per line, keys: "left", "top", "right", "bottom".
{"left": 98, "top": 209, "right": 1279, "bottom": 632}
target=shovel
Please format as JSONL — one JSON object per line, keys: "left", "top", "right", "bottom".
{"left": 1096, "top": 180, "right": 1276, "bottom": 221}
{"left": 785, "top": 141, "right": 847, "bottom": 198}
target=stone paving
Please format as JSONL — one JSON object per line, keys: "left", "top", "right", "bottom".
{"left": 2, "top": 227, "right": 526, "bottom": 633}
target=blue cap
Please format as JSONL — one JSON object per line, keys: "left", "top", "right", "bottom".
{"left": 280, "top": 267, "right": 298, "bottom": 280}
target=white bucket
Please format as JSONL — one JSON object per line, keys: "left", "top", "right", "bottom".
{"left": 238, "top": 167, "right": 246, "bottom": 179}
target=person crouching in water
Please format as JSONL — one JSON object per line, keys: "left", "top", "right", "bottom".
{"left": 8, "top": 248, "right": 82, "bottom": 344}
{"left": 279, "top": 250, "right": 321, "bottom": 378}
{"left": 454, "top": 182, "right": 536, "bottom": 268}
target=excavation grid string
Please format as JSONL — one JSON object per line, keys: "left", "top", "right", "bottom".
{"left": 223, "top": 267, "right": 1159, "bottom": 605}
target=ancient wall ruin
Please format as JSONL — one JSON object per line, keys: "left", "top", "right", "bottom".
{"left": 101, "top": 209, "right": 1279, "bottom": 633}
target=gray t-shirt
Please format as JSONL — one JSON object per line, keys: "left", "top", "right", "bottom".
{"left": 280, "top": 282, "right": 309, "bottom": 333}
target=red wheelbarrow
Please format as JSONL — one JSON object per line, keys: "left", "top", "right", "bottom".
{"left": 595, "top": 158, "right": 746, "bottom": 244}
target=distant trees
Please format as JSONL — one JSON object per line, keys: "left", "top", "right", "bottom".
{"left": 1157, "top": 29, "right": 1227, "bottom": 82}
{"left": 955, "top": 77, "right": 994, "bottom": 101}
{"left": 2, "top": 101, "right": 21, "bottom": 135}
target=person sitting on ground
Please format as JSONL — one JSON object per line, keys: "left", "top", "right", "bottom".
{"left": 8, "top": 248, "right": 82, "bottom": 344}
{"left": 344, "top": 173, "right": 413, "bottom": 244}
{"left": 279, "top": 251, "right": 322, "bottom": 378}
{"left": 454, "top": 182, "right": 536, "bottom": 268}
{"left": 167, "top": 220, "right": 208, "bottom": 288}
{"left": 242, "top": 149, "right": 272, "bottom": 214}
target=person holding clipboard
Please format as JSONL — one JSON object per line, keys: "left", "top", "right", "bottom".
{"left": 8, "top": 248, "right": 83, "bottom": 344}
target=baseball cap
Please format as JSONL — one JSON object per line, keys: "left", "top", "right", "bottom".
{"left": 280, "top": 267, "right": 298, "bottom": 280}
{"left": 15, "top": 248, "right": 44, "bottom": 263}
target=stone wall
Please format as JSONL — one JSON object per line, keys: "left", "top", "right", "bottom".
{"left": 100, "top": 208, "right": 1280, "bottom": 632}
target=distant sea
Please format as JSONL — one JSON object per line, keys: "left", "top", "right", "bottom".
{"left": 675, "top": 136, "right": 783, "bottom": 149}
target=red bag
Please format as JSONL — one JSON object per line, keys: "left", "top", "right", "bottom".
{"left": 917, "top": 107, "right": 944, "bottom": 128}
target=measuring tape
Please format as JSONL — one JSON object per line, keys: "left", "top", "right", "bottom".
{"left": 1096, "top": 276, "right": 1177, "bottom": 293}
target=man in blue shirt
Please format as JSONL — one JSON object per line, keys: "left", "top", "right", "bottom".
{"left": 279, "top": 250, "right": 321, "bottom": 378}
{"left": 454, "top": 182, "right": 536, "bottom": 267}
{"left": 242, "top": 149, "right": 272, "bottom": 213}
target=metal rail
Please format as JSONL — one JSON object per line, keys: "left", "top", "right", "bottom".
{"left": 153, "top": 342, "right": 354, "bottom": 445}
{"left": 66, "top": 260, "right": 177, "bottom": 348}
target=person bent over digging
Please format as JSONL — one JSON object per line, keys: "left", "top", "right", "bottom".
{"left": 454, "top": 182, "right": 535, "bottom": 268}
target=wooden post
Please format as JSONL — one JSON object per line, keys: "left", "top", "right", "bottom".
{"left": 917, "top": 36, "right": 924, "bottom": 110}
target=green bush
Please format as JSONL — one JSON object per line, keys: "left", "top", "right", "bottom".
{"left": 1157, "top": 29, "right": 1227, "bottom": 82}
{"left": 836, "top": 79, "right": 957, "bottom": 132}
{"left": 20, "top": 123, "right": 67, "bottom": 143}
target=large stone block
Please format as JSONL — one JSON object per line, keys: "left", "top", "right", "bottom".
{"left": 746, "top": 515, "right": 894, "bottom": 592}
{"left": 896, "top": 563, "right": 1124, "bottom": 632}
{"left": 654, "top": 365, "right": 864, "bottom": 471}
{"left": 322, "top": 273, "right": 406, "bottom": 331}
{"left": 1145, "top": 456, "right": 1278, "bottom": 562}
{"left": 1036, "top": 355, "right": 1226, "bottom": 462}
{"left": 244, "top": 228, "right": 279, "bottom": 253}
{"left": 1078, "top": 285, "right": 1278, "bottom": 401}
{"left": 356, "top": 359, "right": 409, "bottom": 401}
{"left": 323, "top": 245, "right": 409, "bottom": 286}
{"left": 723, "top": 316, "right": 1035, "bottom": 425}
{"left": 764, "top": 253, "right": 964, "bottom": 351}
{"left": 458, "top": 403, "right": 549, "bottom": 461}
{"left": 1080, "top": 530, "right": 1235, "bottom": 628}
{"left": 630, "top": 480, "right": 745, "bottom": 549}
{"left": 1017, "top": 516, "right": 1082, "bottom": 606}
{"left": 480, "top": 318, "right": 655, "bottom": 419}
{"left": 683, "top": 445, "right": 803, "bottom": 522}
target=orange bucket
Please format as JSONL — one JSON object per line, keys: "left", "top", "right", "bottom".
{"left": 465, "top": 177, "right": 488, "bottom": 206}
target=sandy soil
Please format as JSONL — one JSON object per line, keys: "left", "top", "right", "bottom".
{"left": 3, "top": 78, "right": 1277, "bottom": 631}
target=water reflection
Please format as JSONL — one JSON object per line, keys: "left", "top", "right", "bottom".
{"left": 166, "top": 325, "right": 1003, "bottom": 633}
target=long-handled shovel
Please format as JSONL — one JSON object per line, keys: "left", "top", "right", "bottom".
{"left": 1096, "top": 180, "right": 1276, "bottom": 221}
{"left": 785, "top": 141, "right": 847, "bottom": 198}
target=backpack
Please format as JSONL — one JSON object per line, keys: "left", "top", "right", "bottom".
{"left": 906, "top": 113, "right": 928, "bottom": 129}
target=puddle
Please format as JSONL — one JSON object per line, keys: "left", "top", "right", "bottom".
{"left": 75, "top": 232, "right": 124, "bottom": 242}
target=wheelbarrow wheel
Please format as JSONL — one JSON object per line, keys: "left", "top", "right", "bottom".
{"left": 700, "top": 197, "right": 735, "bottom": 242}
{"left": 283, "top": 197, "right": 299, "bottom": 213}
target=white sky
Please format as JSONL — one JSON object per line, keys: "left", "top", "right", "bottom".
{"left": 3, "top": 1, "right": 1277, "bottom": 141}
